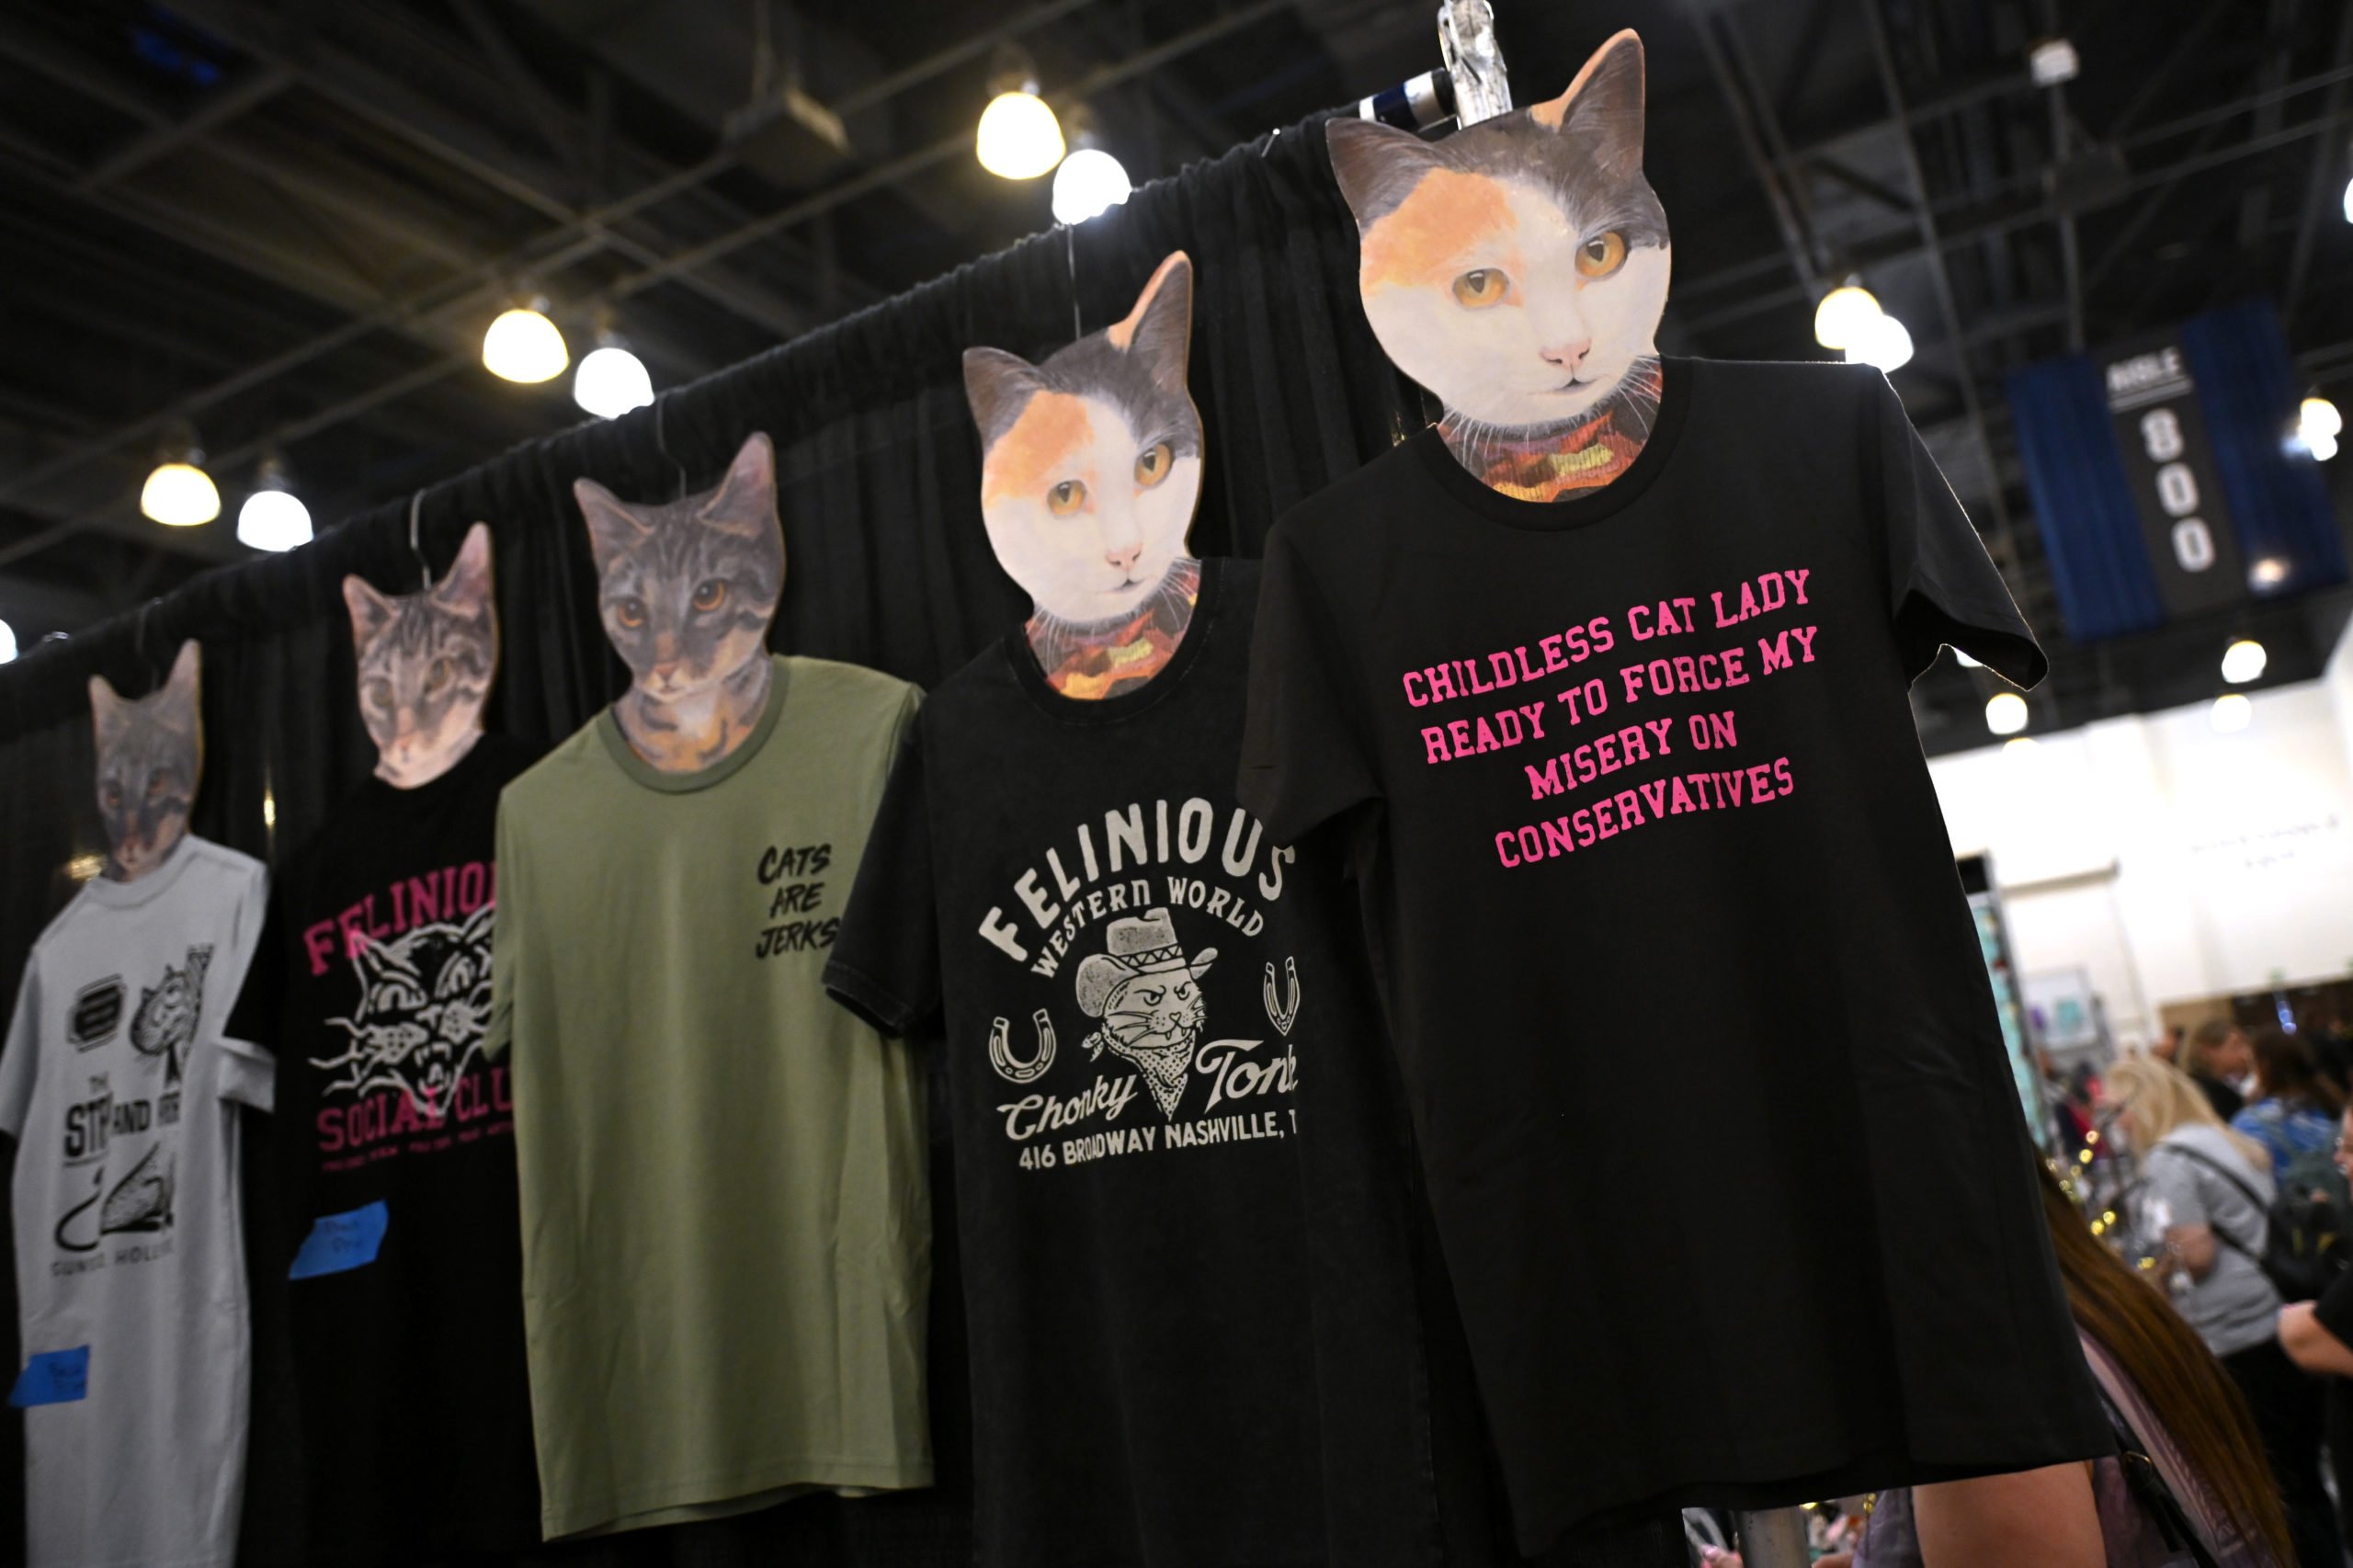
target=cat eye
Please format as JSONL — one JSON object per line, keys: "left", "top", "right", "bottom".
{"left": 364, "top": 678, "right": 393, "bottom": 711}
{"left": 692, "top": 579, "right": 728, "bottom": 613}
{"left": 1452, "top": 268, "right": 1510, "bottom": 308}
{"left": 426, "top": 657, "right": 452, "bottom": 692}
{"left": 1575, "top": 231, "right": 1628, "bottom": 278}
{"left": 1134, "top": 442, "right": 1174, "bottom": 487}
{"left": 1048, "top": 479, "right": 1088, "bottom": 516}
{"left": 616, "top": 597, "right": 647, "bottom": 629}
{"left": 146, "top": 767, "right": 170, "bottom": 798}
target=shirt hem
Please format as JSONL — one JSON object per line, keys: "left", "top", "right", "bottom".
{"left": 542, "top": 1453, "right": 934, "bottom": 1540}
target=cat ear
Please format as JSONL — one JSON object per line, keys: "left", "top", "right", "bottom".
{"left": 962, "top": 347, "right": 1047, "bottom": 452}
{"left": 431, "top": 523, "right": 495, "bottom": 619}
{"left": 1534, "top": 28, "right": 1646, "bottom": 178}
{"left": 89, "top": 675, "right": 125, "bottom": 744}
{"left": 1108, "top": 252, "right": 1193, "bottom": 398}
{"left": 343, "top": 574, "right": 398, "bottom": 647}
{"left": 697, "top": 432, "right": 777, "bottom": 540}
{"left": 1325, "top": 116, "right": 1450, "bottom": 229}
{"left": 574, "top": 476, "right": 651, "bottom": 572}
{"left": 161, "top": 640, "right": 201, "bottom": 732}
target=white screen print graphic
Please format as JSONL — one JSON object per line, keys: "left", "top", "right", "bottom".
{"left": 970, "top": 799, "right": 1315, "bottom": 1170}
{"left": 54, "top": 945, "right": 208, "bottom": 1256}
{"left": 312, "top": 902, "right": 494, "bottom": 1121}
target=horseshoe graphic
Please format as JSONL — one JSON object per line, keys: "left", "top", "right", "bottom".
{"left": 1263, "top": 959, "right": 1301, "bottom": 1038}
{"left": 987, "top": 1009, "right": 1058, "bottom": 1085}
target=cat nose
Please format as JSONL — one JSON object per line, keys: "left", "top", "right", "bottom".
{"left": 1104, "top": 541, "right": 1143, "bottom": 574}
{"left": 1540, "top": 338, "right": 1593, "bottom": 373}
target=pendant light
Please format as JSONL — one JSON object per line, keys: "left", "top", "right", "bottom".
{"left": 574, "top": 321, "right": 655, "bottom": 420}
{"left": 141, "top": 425, "right": 221, "bottom": 528}
{"left": 1984, "top": 691, "right": 2029, "bottom": 736}
{"left": 236, "top": 452, "right": 312, "bottom": 552}
{"left": 483, "top": 299, "right": 569, "bottom": 383}
{"left": 1052, "top": 146, "right": 1131, "bottom": 225}
{"left": 2210, "top": 693, "right": 2253, "bottom": 733}
{"left": 2220, "top": 638, "right": 2267, "bottom": 685}
{"left": 1813, "top": 278, "right": 1882, "bottom": 351}
{"left": 977, "top": 53, "right": 1063, "bottom": 180}
{"left": 0, "top": 619, "right": 15, "bottom": 665}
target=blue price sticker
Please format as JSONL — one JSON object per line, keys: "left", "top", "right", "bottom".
{"left": 10, "top": 1346, "right": 89, "bottom": 1407}
{"left": 289, "top": 1200, "right": 390, "bottom": 1280}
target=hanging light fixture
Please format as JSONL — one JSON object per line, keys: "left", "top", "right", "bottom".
{"left": 1052, "top": 146, "right": 1131, "bottom": 225}
{"left": 0, "top": 618, "right": 15, "bottom": 665}
{"left": 2210, "top": 693, "right": 2254, "bottom": 733}
{"left": 2220, "top": 638, "right": 2268, "bottom": 685}
{"left": 1813, "top": 278, "right": 1882, "bottom": 350}
{"left": 1984, "top": 691, "right": 2029, "bottom": 735}
{"left": 483, "top": 299, "right": 569, "bottom": 383}
{"left": 574, "top": 319, "right": 654, "bottom": 420}
{"left": 236, "top": 452, "right": 312, "bottom": 552}
{"left": 976, "top": 52, "right": 1063, "bottom": 180}
{"left": 2298, "top": 394, "right": 2341, "bottom": 461}
{"left": 141, "top": 425, "right": 220, "bottom": 528}
{"left": 1845, "top": 312, "right": 1915, "bottom": 372}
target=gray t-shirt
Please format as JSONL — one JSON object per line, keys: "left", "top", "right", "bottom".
{"left": 2143, "top": 1122, "right": 2281, "bottom": 1358}
{"left": 0, "top": 836, "right": 269, "bottom": 1568}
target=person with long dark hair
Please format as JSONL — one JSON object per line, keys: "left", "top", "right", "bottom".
{"left": 2234, "top": 1028, "right": 2345, "bottom": 1184}
{"left": 1823, "top": 1157, "right": 2292, "bottom": 1566}
{"left": 2185, "top": 1019, "right": 2256, "bottom": 1121}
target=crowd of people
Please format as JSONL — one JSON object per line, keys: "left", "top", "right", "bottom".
{"left": 1699, "top": 1014, "right": 2353, "bottom": 1568}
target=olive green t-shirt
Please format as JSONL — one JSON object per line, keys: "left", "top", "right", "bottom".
{"left": 488, "top": 655, "right": 930, "bottom": 1540}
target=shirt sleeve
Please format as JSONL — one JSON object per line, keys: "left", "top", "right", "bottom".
{"left": 211, "top": 859, "right": 277, "bottom": 1110}
{"left": 485, "top": 795, "right": 520, "bottom": 1062}
{"left": 1866, "top": 370, "right": 2047, "bottom": 689}
{"left": 2315, "top": 1259, "right": 2353, "bottom": 1344}
{"left": 1237, "top": 528, "right": 1381, "bottom": 846}
{"left": 223, "top": 879, "right": 286, "bottom": 1057}
{"left": 825, "top": 716, "right": 941, "bottom": 1038}
{"left": 0, "top": 950, "right": 41, "bottom": 1141}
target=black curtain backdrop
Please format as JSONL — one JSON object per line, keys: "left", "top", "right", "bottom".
{"left": 0, "top": 117, "right": 1433, "bottom": 1566}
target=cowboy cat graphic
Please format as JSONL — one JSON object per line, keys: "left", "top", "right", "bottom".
{"left": 1075, "top": 908, "right": 1214, "bottom": 1119}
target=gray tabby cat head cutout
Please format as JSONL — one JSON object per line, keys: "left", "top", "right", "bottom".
{"left": 574, "top": 431, "right": 783, "bottom": 706}
{"left": 343, "top": 521, "right": 497, "bottom": 789}
{"left": 89, "top": 639, "right": 201, "bottom": 882}
{"left": 963, "top": 251, "right": 1202, "bottom": 625}
{"left": 1325, "top": 29, "right": 1668, "bottom": 433}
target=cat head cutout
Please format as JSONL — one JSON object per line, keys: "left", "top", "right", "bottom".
{"left": 574, "top": 432, "right": 783, "bottom": 705}
{"left": 90, "top": 639, "right": 201, "bottom": 882}
{"left": 343, "top": 522, "right": 498, "bottom": 789}
{"left": 1327, "top": 29, "right": 1668, "bottom": 433}
{"left": 964, "top": 251, "right": 1202, "bottom": 627}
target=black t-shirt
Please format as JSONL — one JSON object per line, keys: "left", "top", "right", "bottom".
{"left": 227, "top": 735, "right": 542, "bottom": 1562}
{"left": 1235, "top": 359, "right": 2111, "bottom": 1552}
{"left": 828, "top": 559, "right": 1473, "bottom": 1568}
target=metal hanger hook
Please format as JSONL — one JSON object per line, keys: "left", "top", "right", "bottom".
{"left": 653, "top": 392, "right": 690, "bottom": 501}
{"left": 407, "top": 488, "right": 434, "bottom": 592}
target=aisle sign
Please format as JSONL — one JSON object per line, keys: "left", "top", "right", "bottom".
{"left": 2099, "top": 335, "right": 2243, "bottom": 616}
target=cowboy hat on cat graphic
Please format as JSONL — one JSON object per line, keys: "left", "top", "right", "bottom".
{"left": 1074, "top": 908, "right": 1216, "bottom": 1019}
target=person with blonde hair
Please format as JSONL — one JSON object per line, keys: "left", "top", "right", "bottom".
{"left": 2109, "top": 1056, "right": 2340, "bottom": 1565}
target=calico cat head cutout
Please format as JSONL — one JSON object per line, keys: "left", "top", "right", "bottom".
{"left": 963, "top": 251, "right": 1202, "bottom": 627}
{"left": 89, "top": 639, "right": 201, "bottom": 882}
{"left": 1327, "top": 29, "right": 1668, "bottom": 434}
{"left": 343, "top": 522, "right": 497, "bottom": 789}
{"left": 574, "top": 431, "right": 783, "bottom": 708}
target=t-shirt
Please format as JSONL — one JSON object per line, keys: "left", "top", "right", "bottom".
{"left": 2313, "top": 1254, "right": 2353, "bottom": 1346}
{"left": 824, "top": 560, "right": 1449, "bottom": 1568}
{"left": 0, "top": 835, "right": 269, "bottom": 1568}
{"left": 489, "top": 654, "right": 932, "bottom": 1540}
{"left": 223, "top": 735, "right": 542, "bottom": 1562}
{"left": 1236, "top": 358, "right": 2110, "bottom": 1551}
{"left": 2142, "top": 1124, "right": 2281, "bottom": 1358}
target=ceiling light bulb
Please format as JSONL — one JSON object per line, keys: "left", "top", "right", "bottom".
{"left": 2220, "top": 638, "right": 2267, "bottom": 685}
{"left": 1813, "top": 282, "right": 1881, "bottom": 350}
{"left": 141, "top": 460, "right": 220, "bottom": 527}
{"left": 1845, "top": 312, "right": 1915, "bottom": 371}
{"left": 2210, "top": 692, "right": 2253, "bottom": 733}
{"left": 574, "top": 344, "right": 654, "bottom": 419}
{"left": 2250, "top": 556, "right": 2291, "bottom": 588}
{"left": 237, "top": 487, "right": 312, "bottom": 552}
{"left": 483, "top": 305, "right": 568, "bottom": 383}
{"left": 2003, "top": 735, "right": 2041, "bottom": 755}
{"left": 976, "top": 89, "right": 1063, "bottom": 179}
{"left": 1051, "top": 146, "right": 1131, "bottom": 224}
{"left": 1984, "top": 691, "right": 2029, "bottom": 735}
{"left": 0, "top": 618, "right": 15, "bottom": 665}
{"left": 2301, "top": 395, "right": 2342, "bottom": 442}
{"left": 2342, "top": 174, "right": 2352, "bottom": 224}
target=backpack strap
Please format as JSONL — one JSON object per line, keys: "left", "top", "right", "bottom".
{"left": 2150, "top": 1143, "right": 2268, "bottom": 1259}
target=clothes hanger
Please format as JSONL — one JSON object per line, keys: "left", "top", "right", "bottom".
{"left": 407, "top": 488, "right": 435, "bottom": 592}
